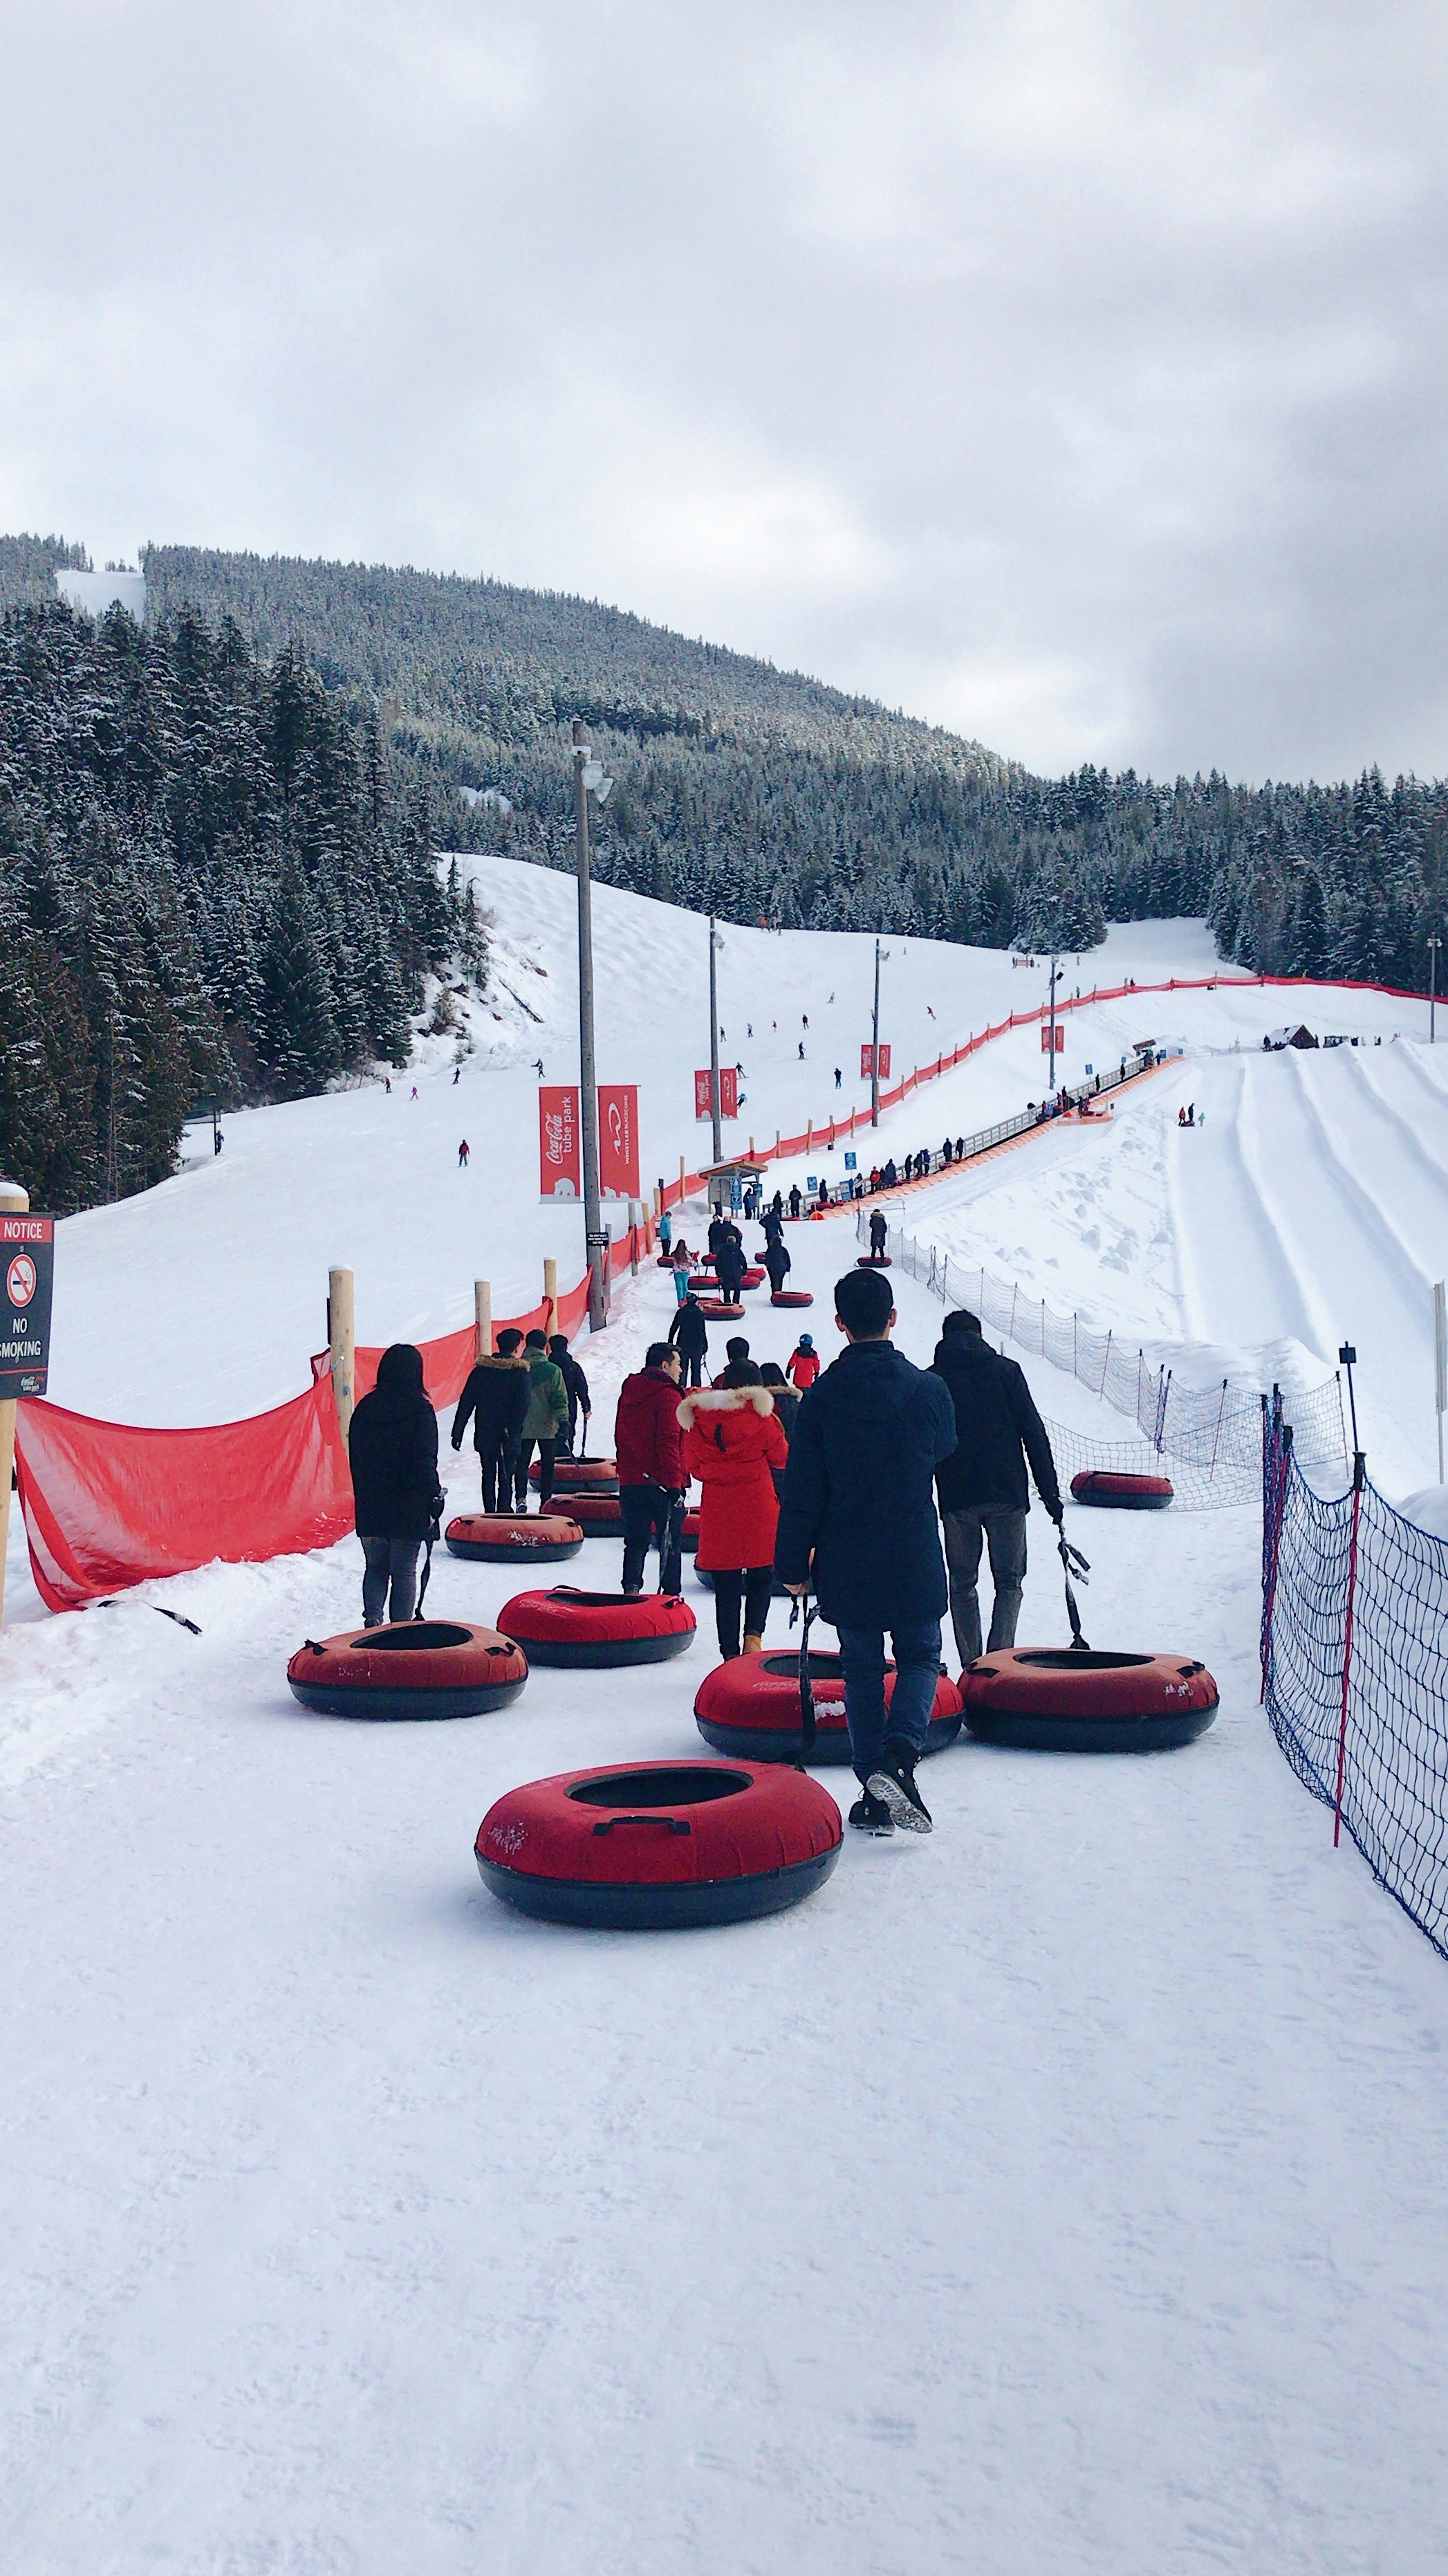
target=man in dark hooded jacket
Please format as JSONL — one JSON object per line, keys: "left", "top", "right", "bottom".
{"left": 776, "top": 1267, "right": 956, "bottom": 1836}
{"left": 763, "top": 1235, "right": 791, "bottom": 1294}
{"left": 930, "top": 1310, "right": 1061, "bottom": 1666}
{"left": 349, "top": 1343, "right": 441, "bottom": 1625}
{"left": 667, "top": 1294, "right": 709, "bottom": 1389}
{"left": 715, "top": 1233, "right": 746, "bottom": 1303}
{"left": 451, "top": 1327, "right": 530, "bottom": 1510}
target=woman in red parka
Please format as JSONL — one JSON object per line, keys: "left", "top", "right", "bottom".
{"left": 680, "top": 1361, "right": 790, "bottom": 1658}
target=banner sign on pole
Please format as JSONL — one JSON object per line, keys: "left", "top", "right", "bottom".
{"left": 1041, "top": 1025, "right": 1063, "bottom": 1052}
{"left": 598, "top": 1084, "right": 640, "bottom": 1199}
{"left": 861, "top": 1044, "right": 893, "bottom": 1079}
{"left": 1, "top": 1212, "right": 54, "bottom": 1399}
{"left": 538, "top": 1086, "right": 580, "bottom": 1197}
{"left": 694, "top": 1071, "right": 712, "bottom": 1120}
{"left": 696, "top": 1068, "right": 740, "bottom": 1120}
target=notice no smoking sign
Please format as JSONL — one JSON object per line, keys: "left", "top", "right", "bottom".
{"left": 0, "top": 1213, "right": 54, "bottom": 1400}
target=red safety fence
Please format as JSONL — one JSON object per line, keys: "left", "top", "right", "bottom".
{"left": 12, "top": 1229, "right": 641, "bottom": 1610}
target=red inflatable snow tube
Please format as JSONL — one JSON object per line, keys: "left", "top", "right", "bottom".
{"left": 475, "top": 1759, "right": 842, "bottom": 1929}
{"left": 1070, "top": 1470, "right": 1174, "bottom": 1510}
{"left": 960, "top": 1648, "right": 1218, "bottom": 1752}
{"left": 680, "top": 1507, "right": 701, "bottom": 1555}
{"left": 287, "top": 1620, "right": 528, "bottom": 1721}
{"left": 857, "top": 1254, "right": 892, "bottom": 1269}
{"left": 696, "top": 1300, "right": 745, "bottom": 1321}
{"left": 446, "top": 1511, "right": 584, "bottom": 1563}
{"left": 497, "top": 1585, "right": 696, "bottom": 1668}
{"left": 687, "top": 1273, "right": 716, "bottom": 1292}
{"left": 694, "top": 1647, "right": 963, "bottom": 1765}
{"left": 532, "top": 1456, "right": 618, "bottom": 1493}
{"left": 567, "top": 1490, "right": 624, "bottom": 1531}
{"left": 770, "top": 1289, "right": 814, "bottom": 1308}
{"left": 739, "top": 1267, "right": 765, "bottom": 1290}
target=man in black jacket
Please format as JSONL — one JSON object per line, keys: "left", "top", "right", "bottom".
{"left": 349, "top": 1343, "right": 442, "bottom": 1625}
{"left": 548, "top": 1334, "right": 591, "bottom": 1453}
{"left": 930, "top": 1310, "right": 1062, "bottom": 1666}
{"left": 776, "top": 1267, "right": 957, "bottom": 1836}
{"left": 667, "top": 1294, "right": 710, "bottom": 1389}
{"left": 450, "top": 1327, "right": 531, "bottom": 1511}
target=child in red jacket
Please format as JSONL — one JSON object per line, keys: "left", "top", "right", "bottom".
{"left": 786, "top": 1334, "right": 821, "bottom": 1391}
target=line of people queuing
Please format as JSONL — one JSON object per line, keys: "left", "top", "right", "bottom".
{"left": 349, "top": 1276, "right": 1059, "bottom": 1852}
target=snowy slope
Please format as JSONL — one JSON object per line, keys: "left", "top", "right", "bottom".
{"left": 5, "top": 876, "right": 1448, "bottom": 2573}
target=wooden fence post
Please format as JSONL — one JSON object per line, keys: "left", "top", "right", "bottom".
{"left": 0, "top": 1181, "right": 29, "bottom": 1628}
{"left": 328, "top": 1266, "right": 355, "bottom": 1441}
{"left": 544, "top": 1258, "right": 558, "bottom": 1334}
{"left": 474, "top": 1278, "right": 492, "bottom": 1361}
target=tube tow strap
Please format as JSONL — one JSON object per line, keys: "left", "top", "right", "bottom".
{"left": 1056, "top": 1520, "right": 1092, "bottom": 1650}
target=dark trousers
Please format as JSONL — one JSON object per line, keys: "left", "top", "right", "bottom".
{"left": 479, "top": 1437, "right": 517, "bottom": 1515}
{"left": 360, "top": 1536, "right": 420, "bottom": 1626}
{"left": 836, "top": 1619, "right": 943, "bottom": 1784}
{"left": 677, "top": 1350, "right": 705, "bottom": 1388}
{"left": 620, "top": 1484, "right": 684, "bottom": 1595}
{"left": 711, "top": 1567, "right": 773, "bottom": 1659}
{"left": 516, "top": 1437, "right": 557, "bottom": 1510}
{"left": 943, "top": 1507, "right": 1027, "bottom": 1666}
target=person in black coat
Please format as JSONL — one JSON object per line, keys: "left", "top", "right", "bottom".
{"left": 763, "top": 1236, "right": 792, "bottom": 1293}
{"left": 450, "top": 1328, "right": 530, "bottom": 1510}
{"left": 930, "top": 1310, "right": 1061, "bottom": 1667}
{"left": 667, "top": 1294, "right": 710, "bottom": 1388}
{"left": 716, "top": 1234, "right": 746, "bottom": 1303}
{"left": 548, "top": 1334, "right": 592, "bottom": 1452}
{"left": 349, "top": 1343, "right": 441, "bottom": 1625}
{"left": 776, "top": 1267, "right": 956, "bottom": 1835}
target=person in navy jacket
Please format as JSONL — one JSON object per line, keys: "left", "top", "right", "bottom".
{"left": 775, "top": 1268, "right": 956, "bottom": 1836}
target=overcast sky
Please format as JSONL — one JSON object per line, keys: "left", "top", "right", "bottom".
{"left": 3, "top": 0, "right": 1447, "bottom": 782}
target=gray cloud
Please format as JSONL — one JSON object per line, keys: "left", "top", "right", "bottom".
{"left": 3, "top": 0, "right": 1447, "bottom": 779}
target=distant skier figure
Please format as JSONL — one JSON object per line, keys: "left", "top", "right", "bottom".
{"left": 410, "top": 1085, "right": 419, "bottom": 1100}
{"left": 458, "top": 1139, "right": 470, "bottom": 1166}
{"left": 533, "top": 1058, "right": 544, "bottom": 1078}
{"left": 927, "top": 1005, "right": 936, "bottom": 1019}
{"left": 834, "top": 1067, "right": 842, "bottom": 1088}
{"left": 214, "top": 1130, "right": 224, "bottom": 1155}
{"left": 798, "top": 1042, "right": 806, "bottom": 1060}
{"left": 802, "top": 1014, "right": 809, "bottom": 1029}
{"left": 453, "top": 1066, "right": 461, "bottom": 1085}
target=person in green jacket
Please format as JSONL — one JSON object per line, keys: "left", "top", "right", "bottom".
{"left": 516, "top": 1328, "right": 570, "bottom": 1510}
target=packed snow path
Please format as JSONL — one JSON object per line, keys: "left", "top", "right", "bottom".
{"left": 6, "top": 1201, "right": 1448, "bottom": 2573}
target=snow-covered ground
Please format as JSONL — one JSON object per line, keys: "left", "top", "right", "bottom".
{"left": 5, "top": 875, "right": 1448, "bottom": 2573}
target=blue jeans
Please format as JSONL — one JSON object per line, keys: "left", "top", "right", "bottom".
{"left": 836, "top": 1620, "right": 943, "bottom": 1784}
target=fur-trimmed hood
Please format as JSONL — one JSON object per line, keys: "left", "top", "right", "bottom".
{"left": 677, "top": 1386, "right": 775, "bottom": 1432}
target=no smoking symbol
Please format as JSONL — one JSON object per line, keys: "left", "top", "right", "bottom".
{"left": 6, "top": 1253, "right": 37, "bottom": 1309}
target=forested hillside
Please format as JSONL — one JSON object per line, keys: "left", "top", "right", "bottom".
{"left": 3, "top": 528, "right": 1447, "bottom": 1212}
{"left": 0, "top": 586, "right": 482, "bottom": 1210}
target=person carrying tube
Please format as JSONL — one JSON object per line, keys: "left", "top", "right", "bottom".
{"left": 451, "top": 1325, "right": 530, "bottom": 1511}
{"left": 869, "top": 1208, "right": 888, "bottom": 1260}
{"left": 763, "top": 1234, "right": 792, "bottom": 1295}
{"left": 515, "top": 1330, "right": 568, "bottom": 1511}
{"left": 929, "top": 1309, "right": 1061, "bottom": 1668}
{"left": 349, "top": 1343, "right": 443, "bottom": 1626}
{"left": 548, "top": 1334, "right": 591, "bottom": 1453}
{"left": 668, "top": 1291, "right": 710, "bottom": 1390}
{"left": 787, "top": 1334, "right": 820, "bottom": 1390}
{"left": 683, "top": 1360, "right": 788, "bottom": 1658}
{"left": 775, "top": 1268, "right": 956, "bottom": 1837}
{"left": 615, "top": 1342, "right": 686, "bottom": 1596}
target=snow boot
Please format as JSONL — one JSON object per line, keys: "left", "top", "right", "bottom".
{"left": 867, "top": 1744, "right": 933, "bottom": 1835}
{"left": 848, "top": 1788, "right": 895, "bottom": 1836}
{"left": 743, "top": 1632, "right": 765, "bottom": 1654}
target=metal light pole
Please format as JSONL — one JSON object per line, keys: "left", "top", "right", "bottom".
{"left": 707, "top": 914, "right": 723, "bottom": 1166}
{"left": 572, "top": 719, "right": 608, "bottom": 1332}
{"left": 1047, "top": 954, "right": 1061, "bottom": 1092}
{"left": 1430, "top": 935, "right": 1442, "bottom": 1044}
{"left": 871, "top": 937, "right": 885, "bottom": 1128}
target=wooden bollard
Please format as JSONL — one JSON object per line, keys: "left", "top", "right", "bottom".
{"left": 328, "top": 1267, "right": 355, "bottom": 1440}
{"left": 474, "top": 1278, "right": 492, "bottom": 1361}
{"left": 544, "top": 1258, "right": 557, "bottom": 1336}
{"left": 0, "top": 1180, "right": 28, "bottom": 1628}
